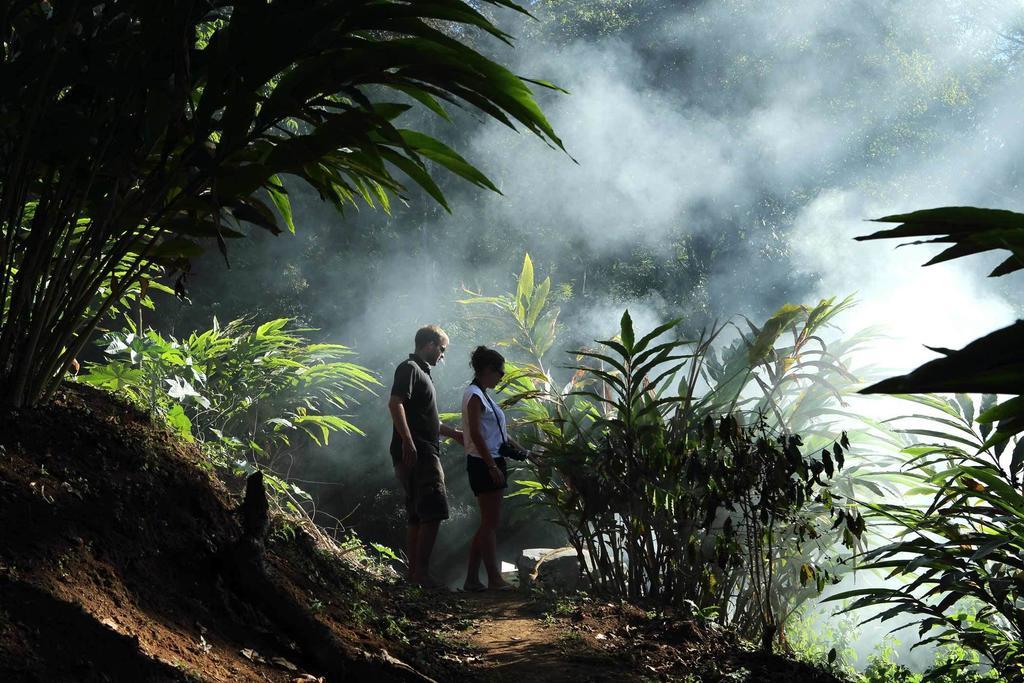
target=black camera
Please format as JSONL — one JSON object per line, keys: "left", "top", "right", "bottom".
{"left": 499, "top": 442, "right": 529, "bottom": 461}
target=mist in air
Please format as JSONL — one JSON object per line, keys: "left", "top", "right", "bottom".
{"left": 461, "top": 0, "right": 1021, "bottom": 353}
{"left": 178, "top": 0, "right": 1024, "bottom": 519}
{"left": 199, "top": 1, "right": 1019, "bottom": 379}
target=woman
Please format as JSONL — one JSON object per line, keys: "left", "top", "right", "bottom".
{"left": 462, "top": 346, "right": 518, "bottom": 592}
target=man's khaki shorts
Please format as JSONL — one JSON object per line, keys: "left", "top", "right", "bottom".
{"left": 394, "top": 444, "right": 449, "bottom": 525}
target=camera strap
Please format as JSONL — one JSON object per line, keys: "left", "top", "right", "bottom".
{"left": 475, "top": 383, "right": 508, "bottom": 446}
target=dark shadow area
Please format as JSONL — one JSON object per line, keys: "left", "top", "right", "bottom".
{"left": 0, "top": 578, "right": 190, "bottom": 683}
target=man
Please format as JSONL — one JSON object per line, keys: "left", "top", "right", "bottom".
{"left": 387, "top": 324, "right": 462, "bottom": 587}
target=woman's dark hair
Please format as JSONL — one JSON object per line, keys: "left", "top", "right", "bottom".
{"left": 470, "top": 346, "right": 504, "bottom": 375}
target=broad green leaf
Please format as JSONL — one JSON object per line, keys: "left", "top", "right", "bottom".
{"left": 526, "top": 276, "right": 550, "bottom": 330}
{"left": 265, "top": 175, "right": 296, "bottom": 233}
{"left": 747, "top": 304, "right": 803, "bottom": 365}
{"left": 517, "top": 253, "right": 535, "bottom": 311}
{"left": 620, "top": 310, "right": 635, "bottom": 353}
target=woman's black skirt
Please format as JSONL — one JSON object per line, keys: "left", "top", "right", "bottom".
{"left": 466, "top": 455, "right": 508, "bottom": 496}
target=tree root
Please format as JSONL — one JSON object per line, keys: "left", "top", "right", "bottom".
{"left": 226, "top": 471, "right": 436, "bottom": 683}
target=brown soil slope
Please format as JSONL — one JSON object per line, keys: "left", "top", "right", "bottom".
{"left": 0, "top": 385, "right": 461, "bottom": 682}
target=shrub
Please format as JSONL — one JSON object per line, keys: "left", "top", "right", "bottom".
{"left": 79, "top": 317, "right": 379, "bottom": 515}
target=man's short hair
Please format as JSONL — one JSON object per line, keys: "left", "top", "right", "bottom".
{"left": 415, "top": 324, "right": 448, "bottom": 350}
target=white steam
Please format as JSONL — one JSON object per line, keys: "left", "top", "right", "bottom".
{"left": 427, "top": 0, "right": 1024, "bottom": 374}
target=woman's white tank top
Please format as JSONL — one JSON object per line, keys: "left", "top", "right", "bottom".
{"left": 461, "top": 383, "right": 507, "bottom": 458}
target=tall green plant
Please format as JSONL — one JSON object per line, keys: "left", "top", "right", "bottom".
{"left": 0, "top": 0, "right": 563, "bottom": 408}
{"left": 516, "top": 310, "right": 863, "bottom": 651}
{"left": 462, "top": 255, "right": 880, "bottom": 651}
{"left": 458, "top": 253, "right": 571, "bottom": 442}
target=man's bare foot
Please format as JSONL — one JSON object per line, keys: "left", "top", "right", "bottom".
{"left": 462, "top": 579, "right": 487, "bottom": 593}
{"left": 487, "top": 580, "right": 516, "bottom": 592}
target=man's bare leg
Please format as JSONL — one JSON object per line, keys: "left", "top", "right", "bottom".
{"left": 406, "top": 524, "right": 420, "bottom": 580}
{"left": 412, "top": 520, "right": 440, "bottom": 585}
{"left": 465, "top": 529, "right": 482, "bottom": 587}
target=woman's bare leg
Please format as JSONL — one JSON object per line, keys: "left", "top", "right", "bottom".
{"left": 476, "top": 490, "right": 507, "bottom": 586}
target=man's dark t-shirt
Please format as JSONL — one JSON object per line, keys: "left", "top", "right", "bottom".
{"left": 389, "top": 354, "right": 439, "bottom": 462}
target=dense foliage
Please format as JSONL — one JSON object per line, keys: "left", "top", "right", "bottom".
{"left": 465, "top": 256, "right": 877, "bottom": 652}
{"left": 0, "top": 0, "right": 561, "bottom": 407}
{"left": 544, "top": 314, "right": 861, "bottom": 652}
{"left": 831, "top": 395, "right": 1023, "bottom": 681}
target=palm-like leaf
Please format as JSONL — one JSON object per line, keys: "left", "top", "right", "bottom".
{"left": 857, "top": 207, "right": 1024, "bottom": 277}
{"left": 0, "top": 0, "right": 563, "bottom": 407}
{"left": 857, "top": 207, "right": 1024, "bottom": 444}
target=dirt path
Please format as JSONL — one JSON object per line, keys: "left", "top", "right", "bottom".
{"left": 443, "top": 590, "right": 856, "bottom": 683}
{"left": 456, "top": 593, "right": 632, "bottom": 683}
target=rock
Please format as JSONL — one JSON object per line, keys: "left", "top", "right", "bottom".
{"left": 499, "top": 560, "right": 519, "bottom": 587}
{"left": 516, "top": 547, "right": 591, "bottom": 591}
